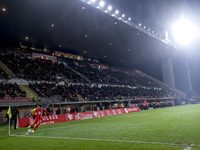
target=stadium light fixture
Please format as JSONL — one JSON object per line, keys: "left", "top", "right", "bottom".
{"left": 2, "top": 8, "right": 6, "bottom": 12}
{"left": 115, "top": 10, "right": 119, "bottom": 14}
{"left": 87, "top": 1, "right": 91, "bottom": 4}
{"left": 99, "top": 1, "right": 105, "bottom": 7}
{"left": 107, "top": 5, "right": 112, "bottom": 11}
{"left": 173, "top": 19, "right": 198, "bottom": 45}
{"left": 80, "top": 0, "right": 165, "bottom": 45}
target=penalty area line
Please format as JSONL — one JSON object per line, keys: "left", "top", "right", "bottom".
{"left": 10, "top": 134, "right": 200, "bottom": 147}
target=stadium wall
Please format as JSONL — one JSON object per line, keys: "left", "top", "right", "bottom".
{"left": 18, "top": 107, "right": 140, "bottom": 128}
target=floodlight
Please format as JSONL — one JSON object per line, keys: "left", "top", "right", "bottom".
{"left": 128, "top": 17, "right": 131, "bottom": 21}
{"left": 122, "top": 14, "right": 125, "bottom": 18}
{"left": 173, "top": 19, "right": 198, "bottom": 45}
{"left": 2, "top": 8, "right": 6, "bottom": 12}
{"left": 115, "top": 10, "right": 119, "bottom": 14}
{"left": 99, "top": 1, "right": 105, "bottom": 7}
{"left": 108, "top": 5, "right": 112, "bottom": 11}
{"left": 139, "top": 23, "right": 141, "bottom": 26}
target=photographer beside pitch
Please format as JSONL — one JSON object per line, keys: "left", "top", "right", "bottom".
{"left": 28, "top": 105, "right": 51, "bottom": 133}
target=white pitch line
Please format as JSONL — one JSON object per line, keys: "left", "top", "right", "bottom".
{"left": 10, "top": 134, "right": 200, "bottom": 147}
{"left": 183, "top": 147, "right": 192, "bottom": 150}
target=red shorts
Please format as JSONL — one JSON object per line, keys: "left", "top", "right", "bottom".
{"left": 34, "top": 117, "right": 42, "bottom": 124}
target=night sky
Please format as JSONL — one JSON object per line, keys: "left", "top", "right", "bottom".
{"left": 0, "top": 0, "right": 200, "bottom": 95}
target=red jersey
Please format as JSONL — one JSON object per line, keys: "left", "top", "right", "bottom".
{"left": 32, "top": 108, "right": 51, "bottom": 119}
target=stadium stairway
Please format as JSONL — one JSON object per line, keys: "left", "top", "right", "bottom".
{"left": 0, "top": 60, "right": 15, "bottom": 79}
{"left": 63, "top": 63, "right": 92, "bottom": 83}
{"left": 19, "top": 85, "right": 39, "bottom": 100}
{"left": 76, "top": 93, "right": 86, "bottom": 102}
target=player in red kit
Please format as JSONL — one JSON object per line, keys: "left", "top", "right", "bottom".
{"left": 28, "top": 105, "right": 51, "bottom": 133}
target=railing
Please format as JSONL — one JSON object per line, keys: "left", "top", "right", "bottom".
{"left": 0, "top": 97, "right": 32, "bottom": 106}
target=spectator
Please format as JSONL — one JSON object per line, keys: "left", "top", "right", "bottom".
{"left": 11, "top": 106, "right": 19, "bottom": 129}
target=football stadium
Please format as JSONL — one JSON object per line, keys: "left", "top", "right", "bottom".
{"left": 0, "top": 0, "right": 200, "bottom": 150}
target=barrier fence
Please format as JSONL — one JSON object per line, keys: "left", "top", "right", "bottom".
{"left": 18, "top": 107, "right": 140, "bottom": 128}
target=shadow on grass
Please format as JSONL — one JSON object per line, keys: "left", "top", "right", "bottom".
{"left": 0, "top": 122, "right": 8, "bottom": 127}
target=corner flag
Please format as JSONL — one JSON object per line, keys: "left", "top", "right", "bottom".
{"left": 7, "top": 106, "right": 12, "bottom": 135}
{"left": 7, "top": 106, "right": 12, "bottom": 118}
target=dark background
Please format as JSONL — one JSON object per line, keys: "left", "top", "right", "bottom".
{"left": 0, "top": 0, "right": 200, "bottom": 94}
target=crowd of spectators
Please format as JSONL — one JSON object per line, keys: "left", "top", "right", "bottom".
{"left": 137, "top": 101, "right": 173, "bottom": 110}
{"left": 63, "top": 58, "right": 162, "bottom": 88}
{"left": 0, "top": 83, "right": 26, "bottom": 98}
{"left": 28, "top": 83, "right": 175, "bottom": 101}
{"left": 69, "top": 85, "right": 174, "bottom": 101}
{"left": 0, "top": 51, "right": 166, "bottom": 89}
{"left": 103, "top": 68, "right": 160, "bottom": 87}
{"left": 0, "top": 49, "right": 183, "bottom": 103}
{"left": 0, "top": 68, "right": 8, "bottom": 79}
{"left": 0, "top": 53, "right": 86, "bottom": 82}
{"left": 46, "top": 100, "right": 174, "bottom": 115}
{"left": 63, "top": 59, "right": 110, "bottom": 83}
{"left": 29, "top": 83, "right": 79, "bottom": 102}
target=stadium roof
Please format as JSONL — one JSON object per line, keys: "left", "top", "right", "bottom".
{"left": 1, "top": 0, "right": 200, "bottom": 93}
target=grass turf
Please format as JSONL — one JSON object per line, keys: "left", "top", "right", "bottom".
{"left": 1, "top": 104, "right": 200, "bottom": 150}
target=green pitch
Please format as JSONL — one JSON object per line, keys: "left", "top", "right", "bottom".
{"left": 1, "top": 104, "right": 200, "bottom": 150}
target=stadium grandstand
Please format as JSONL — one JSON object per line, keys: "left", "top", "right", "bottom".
{"left": 1, "top": 0, "right": 200, "bottom": 149}
{"left": 0, "top": 46, "right": 187, "bottom": 120}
